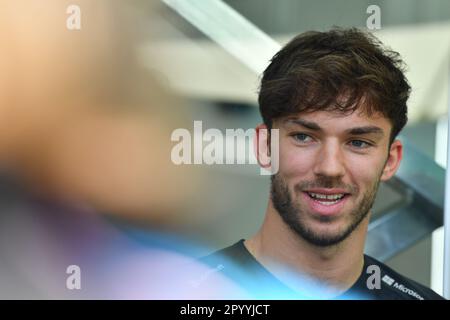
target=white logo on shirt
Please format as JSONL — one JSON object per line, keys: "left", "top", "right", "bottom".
{"left": 382, "top": 274, "right": 395, "bottom": 286}
{"left": 382, "top": 274, "right": 424, "bottom": 300}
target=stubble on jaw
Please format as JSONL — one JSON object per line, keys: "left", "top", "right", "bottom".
{"left": 270, "top": 173, "right": 380, "bottom": 248}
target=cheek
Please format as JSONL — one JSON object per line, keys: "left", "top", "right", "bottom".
{"left": 346, "top": 155, "right": 385, "bottom": 188}
{"left": 278, "top": 141, "right": 316, "bottom": 177}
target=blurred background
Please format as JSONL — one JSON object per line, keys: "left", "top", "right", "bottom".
{"left": 0, "top": 0, "right": 448, "bottom": 298}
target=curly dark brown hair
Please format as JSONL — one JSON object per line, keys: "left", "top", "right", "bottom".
{"left": 258, "top": 27, "right": 411, "bottom": 143}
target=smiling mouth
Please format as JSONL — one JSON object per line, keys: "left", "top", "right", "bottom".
{"left": 306, "top": 192, "right": 349, "bottom": 206}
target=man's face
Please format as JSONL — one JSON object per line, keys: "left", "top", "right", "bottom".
{"left": 268, "top": 110, "right": 402, "bottom": 247}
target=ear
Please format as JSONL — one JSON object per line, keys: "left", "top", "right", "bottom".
{"left": 380, "top": 139, "right": 403, "bottom": 181}
{"left": 254, "top": 123, "right": 271, "bottom": 168}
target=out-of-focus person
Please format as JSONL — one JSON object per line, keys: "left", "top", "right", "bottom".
{"left": 0, "top": 0, "right": 246, "bottom": 299}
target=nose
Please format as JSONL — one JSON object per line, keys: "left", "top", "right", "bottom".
{"left": 312, "top": 140, "right": 346, "bottom": 178}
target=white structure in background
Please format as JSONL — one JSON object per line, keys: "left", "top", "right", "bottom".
{"left": 434, "top": 116, "right": 447, "bottom": 297}
{"left": 163, "top": 0, "right": 280, "bottom": 75}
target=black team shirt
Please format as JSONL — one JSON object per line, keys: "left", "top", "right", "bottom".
{"left": 200, "top": 239, "right": 445, "bottom": 300}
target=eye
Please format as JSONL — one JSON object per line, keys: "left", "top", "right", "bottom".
{"left": 292, "top": 133, "right": 313, "bottom": 143}
{"left": 349, "top": 140, "right": 371, "bottom": 148}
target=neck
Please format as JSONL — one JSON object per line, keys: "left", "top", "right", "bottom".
{"left": 245, "top": 200, "right": 369, "bottom": 298}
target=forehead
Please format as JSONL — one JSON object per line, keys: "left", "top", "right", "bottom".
{"left": 278, "top": 110, "right": 392, "bottom": 134}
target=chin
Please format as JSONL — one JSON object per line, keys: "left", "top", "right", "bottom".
{"left": 306, "top": 223, "right": 351, "bottom": 241}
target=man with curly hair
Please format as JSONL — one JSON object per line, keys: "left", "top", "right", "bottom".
{"left": 202, "top": 28, "right": 444, "bottom": 300}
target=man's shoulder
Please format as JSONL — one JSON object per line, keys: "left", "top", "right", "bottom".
{"left": 200, "top": 239, "right": 248, "bottom": 268}
{"left": 197, "top": 240, "right": 260, "bottom": 296}
{"left": 198, "top": 240, "right": 301, "bottom": 298}
{"left": 198, "top": 239, "right": 262, "bottom": 285}
{"left": 364, "top": 254, "right": 445, "bottom": 300}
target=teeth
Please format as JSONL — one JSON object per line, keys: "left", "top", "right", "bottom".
{"left": 317, "top": 200, "right": 339, "bottom": 206}
{"left": 308, "top": 192, "right": 345, "bottom": 200}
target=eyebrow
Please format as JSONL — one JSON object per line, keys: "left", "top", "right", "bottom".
{"left": 284, "top": 119, "right": 322, "bottom": 131}
{"left": 347, "top": 126, "right": 384, "bottom": 137}
{"left": 284, "top": 118, "right": 385, "bottom": 137}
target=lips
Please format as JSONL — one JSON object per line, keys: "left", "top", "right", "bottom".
{"left": 302, "top": 189, "right": 350, "bottom": 216}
